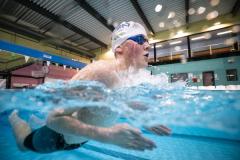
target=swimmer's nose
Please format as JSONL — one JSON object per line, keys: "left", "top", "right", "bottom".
{"left": 144, "top": 53, "right": 149, "bottom": 58}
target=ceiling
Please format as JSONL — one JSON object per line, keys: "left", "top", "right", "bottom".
{"left": 0, "top": 0, "right": 239, "bottom": 59}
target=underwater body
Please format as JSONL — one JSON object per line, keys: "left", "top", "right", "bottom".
{"left": 0, "top": 70, "right": 240, "bottom": 160}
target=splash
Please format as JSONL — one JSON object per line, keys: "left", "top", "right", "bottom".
{"left": 0, "top": 69, "right": 240, "bottom": 133}
{"left": 116, "top": 69, "right": 170, "bottom": 88}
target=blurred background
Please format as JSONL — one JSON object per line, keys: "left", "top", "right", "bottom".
{"left": 0, "top": 0, "right": 239, "bottom": 89}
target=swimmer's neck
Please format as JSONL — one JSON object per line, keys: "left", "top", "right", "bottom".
{"left": 114, "top": 58, "right": 138, "bottom": 73}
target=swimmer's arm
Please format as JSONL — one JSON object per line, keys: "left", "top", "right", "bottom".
{"left": 71, "top": 69, "right": 88, "bottom": 81}
{"left": 70, "top": 62, "right": 99, "bottom": 81}
{"left": 46, "top": 108, "right": 110, "bottom": 143}
{"left": 47, "top": 108, "right": 156, "bottom": 150}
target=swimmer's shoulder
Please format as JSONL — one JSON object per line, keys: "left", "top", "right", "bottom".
{"left": 84, "top": 60, "right": 115, "bottom": 73}
{"left": 71, "top": 60, "right": 114, "bottom": 81}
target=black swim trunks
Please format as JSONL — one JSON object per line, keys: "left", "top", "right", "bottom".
{"left": 23, "top": 126, "right": 87, "bottom": 153}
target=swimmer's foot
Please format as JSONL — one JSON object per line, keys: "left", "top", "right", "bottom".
{"left": 8, "top": 109, "right": 19, "bottom": 124}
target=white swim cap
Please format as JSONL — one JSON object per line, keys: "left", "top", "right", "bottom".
{"left": 111, "top": 21, "right": 147, "bottom": 53}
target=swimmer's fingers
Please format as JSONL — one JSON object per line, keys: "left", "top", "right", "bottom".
{"left": 110, "top": 124, "right": 156, "bottom": 151}
{"left": 147, "top": 125, "right": 172, "bottom": 136}
{"left": 127, "top": 129, "right": 156, "bottom": 151}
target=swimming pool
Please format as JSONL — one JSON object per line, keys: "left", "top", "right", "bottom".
{"left": 0, "top": 79, "right": 240, "bottom": 160}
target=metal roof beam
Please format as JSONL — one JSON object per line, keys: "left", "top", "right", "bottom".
{"left": 231, "top": 0, "right": 240, "bottom": 17}
{"left": 185, "top": 0, "right": 189, "bottom": 28}
{"left": 129, "top": 0, "right": 155, "bottom": 35}
{"left": 13, "top": 0, "right": 108, "bottom": 48}
{"left": 74, "top": 0, "right": 114, "bottom": 31}
{"left": 0, "top": 18, "right": 95, "bottom": 58}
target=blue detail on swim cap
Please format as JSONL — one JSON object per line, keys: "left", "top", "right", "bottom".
{"left": 127, "top": 34, "right": 148, "bottom": 45}
{"left": 115, "top": 22, "right": 130, "bottom": 31}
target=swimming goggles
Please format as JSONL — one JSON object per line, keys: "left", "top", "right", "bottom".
{"left": 127, "top": 34, "right": 148, "bottom": 45}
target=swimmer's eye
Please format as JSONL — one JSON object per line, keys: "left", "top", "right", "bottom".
{"left": 127, "top": 34, "right": 148, "bottom": 45}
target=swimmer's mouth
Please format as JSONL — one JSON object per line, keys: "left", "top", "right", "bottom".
{"left": 144, "top": 53, "right": 149, "bottom": 58}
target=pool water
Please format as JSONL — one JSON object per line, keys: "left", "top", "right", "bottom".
{"left": 0, "top": 79, "right": 240, "bottom": 160}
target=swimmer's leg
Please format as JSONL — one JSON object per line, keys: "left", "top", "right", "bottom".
{"left": 8, "top": 109, "right": 32, "bottom": 151}
{"left": 29, "top": 114, "right": 45, "bottom": 128}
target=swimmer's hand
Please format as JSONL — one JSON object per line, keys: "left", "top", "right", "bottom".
{"left": 107, "top": 123, "right": 156, "bottom": 151}
{"left": 145, "top": 125, "right": 172, "bottom": 136}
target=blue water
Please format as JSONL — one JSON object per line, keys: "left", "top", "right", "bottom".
{"left": 0, "top": 80, "right": 240, "bottom": 160}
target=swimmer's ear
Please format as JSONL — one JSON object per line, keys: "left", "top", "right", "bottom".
{"left": 115, "top": 46, "right": 123, "bottom": 57}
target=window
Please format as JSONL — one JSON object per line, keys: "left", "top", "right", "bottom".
{"left": 171, "top": 73, "right": 188, "bottom": 83}
{"left": 226, "top": 69, "right": 238, "bottom": 81}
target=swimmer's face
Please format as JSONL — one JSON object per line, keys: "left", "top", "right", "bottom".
{"left": 116, "top": 36, "right": 149, "bottom": 69}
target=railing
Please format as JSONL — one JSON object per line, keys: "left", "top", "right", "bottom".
{"left": 191, "top": 42, "right": 235, "bottom": 57}
{"left": 149, "top": 41, "right": 239, "bottom": 63}
{"left": 148, "top": 49, "right": 188, "bottom": 62}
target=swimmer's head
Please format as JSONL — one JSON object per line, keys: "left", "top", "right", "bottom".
{"left": 111, "top": 21, "right": 148, "bottom": 53}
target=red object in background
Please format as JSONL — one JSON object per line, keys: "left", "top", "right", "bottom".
{"left": 10, "top": 63, "right": 77, "bottom": 88}
{"left": 46, "top": 65, "right": 77, "bottom": 80}
{"left": 192, "top": 77, "right": 198, "bottom": 83}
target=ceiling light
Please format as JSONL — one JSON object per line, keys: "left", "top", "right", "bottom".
{"left": 191, "top": 36, "right": 205, "bottom": 41}
{"left": 197, "top": 7, "right": 206, "bottom": 14}
{"left": 206, "top": 11, "right": 219, "bottom": 20}
{"left": 217, "top": 30, "right": 233, "bottom": 36}
{"left": 113, "top": 22, "right": 119, "bottom": 28}
{"left": 203, "top": 33, "right": 211, "bottom": 39}
{"left": 168, "top": 12, "right": 175, "bottom": 19}
{"left": 210, "top": 0, "right": 220, "bottom": 7}
{"left": 149, "top": 39, "right": 160, "bottom": 44}
{"left": 169, "top": 40, "right": 182, "bottom": 45}
{"left": 155, "top": 4, "right": 163, "bottom": 12}
{"left": 173, "top": 20, "right": 181, "bottom": 27}
{"left": 188, "top": 8, "right": 195, "bottom": 15}
{"left": 177, "top": 30, "right": 184, "bottom": 35}
{"left": 214, "top": 22, "right": 221, "bottom": 26}
{"left": 174, "top": 46, "right": 181, "bottom": 51}
{"left": 224, "top": 38, "right": 235, "bottom": 45}
{"left": 107, "top": 18, "right": 113, "bottom": 25}
{"left": 158, "top": 22, "right": 165, "bottom": 28}
{"left": 151, "top": 44, "right": 162, "bottom": 48}
{"left": 232, "top": 26, "right": 240, "bottom": 33}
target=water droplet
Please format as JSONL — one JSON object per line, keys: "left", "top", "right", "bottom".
{"left": 11, "top": 96, "right": 17, "bottom": 102}
{"left": 37, "top": 102, "right": 43, "bottom": 107}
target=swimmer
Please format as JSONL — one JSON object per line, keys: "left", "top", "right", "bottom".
{"left": 9, "top": 22, "right": 170, "bottom": 153}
